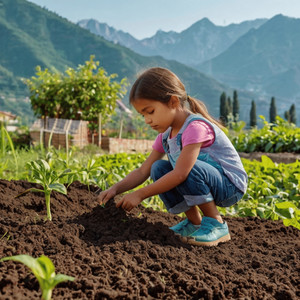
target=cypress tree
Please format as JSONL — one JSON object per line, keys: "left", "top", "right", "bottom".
{"left": 220, "top": 92, "right": 227, "bottom": 125}
{"left": 233, "top": 90, "right": 239, "bottom": 122}
{"left": 227, "top": 97, "right": 232, "bottom": 115}
{"left": 269, "top": 97, "right": 277, "bottom": 123}
{"left": 250, "top": 100, "right": 257, "bottom": 127}
{"left": 284, "top": 110, "right": 290, "bottom": 122}
{"left": 289, "top": 104, "right": 297, "bottom": 125}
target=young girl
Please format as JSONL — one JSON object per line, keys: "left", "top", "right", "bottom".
{"left": 98, "top": 67, "right": 248, "bottom": 246}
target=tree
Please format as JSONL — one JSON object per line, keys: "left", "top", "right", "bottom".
{"left": 25, "top": 56, "right": 128, "bottom": 133}
{"left": 233, "top": 90, "right": 239, "bottom": 122}
{"left": 219, "top": 92, "right": 228, "bottom": 125}
{"left": 289, "top": 104, "right": 297, "bottom": 125}
{"left": 269, "top": 97, "right": 277, "bottom": 123}
{"left": 227, "top": 96, "right": 232, "bottom": 116}
{"left": 284, "top": 110, "right": 290, "bottom": 122}
{"left": 250, "top": 100, "right": 257, "bottom": 127}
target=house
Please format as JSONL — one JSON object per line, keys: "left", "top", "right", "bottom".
{"left": 0, "top": 111, "right": 18, "bottom": 132}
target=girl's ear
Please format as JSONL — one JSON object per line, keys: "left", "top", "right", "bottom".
{"left": 169, "top": 96, "right": 180, "bottom": 108}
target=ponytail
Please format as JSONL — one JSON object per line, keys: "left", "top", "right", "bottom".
{"left": 187, "top": 96, "right": 225, "bottom": 130}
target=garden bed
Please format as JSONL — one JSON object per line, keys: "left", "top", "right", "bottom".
{"left": 239, "top": 152, "right": 300, "bottom": 164}
{"left": 0, "top": 180, "right": 299, "bottom": 299}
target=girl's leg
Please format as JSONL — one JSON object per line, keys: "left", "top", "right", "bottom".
{"left": 198, "top": 201, "right": 223, "bottom": 223}
{"left": 151, "top": 160, "right": 222, "bottom": 225}
{"left": 185, "top": 206, "right": 202, "bottom": 225}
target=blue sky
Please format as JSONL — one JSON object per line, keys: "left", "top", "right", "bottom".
{"left": 29, "top": 0, "right": 300, "bottom": 39}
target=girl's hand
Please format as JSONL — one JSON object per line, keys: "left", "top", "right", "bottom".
{"left": 98, "top": 187, "right": 117, "bottom": 206}
{"left": 116, "top": 191, "right": 143, "bottom": 212}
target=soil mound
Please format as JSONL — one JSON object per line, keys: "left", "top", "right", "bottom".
{"left": 0, "top": 180, "right": 299, "bottom": 299}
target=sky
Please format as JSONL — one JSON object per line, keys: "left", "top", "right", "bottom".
{"left": 28, "top": 0, "right": 300, "bottom": 39}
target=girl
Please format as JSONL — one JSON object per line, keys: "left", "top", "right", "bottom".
{"left": 98, "top": 67, "right": 248, "bottom": 246}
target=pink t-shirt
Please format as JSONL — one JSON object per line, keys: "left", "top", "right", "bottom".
{"left": 152, "top": 120, "right": 215, "bottom": 153}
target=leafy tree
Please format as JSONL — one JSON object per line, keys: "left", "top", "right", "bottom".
{"left": 269, "top": 97, "right": 277, "bottom": 123}
{"left": 233, "top": 90, "right": 239, "bottom": 122}
{"left": 250, "top": 100, "right": 257, "bottom": 128}
{"left": 25, "top": 56, "right": 128, "bottom": 132}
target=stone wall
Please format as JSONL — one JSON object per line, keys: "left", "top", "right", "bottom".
{"left": 101, "top": 137, "right": 153, "bottom": 154}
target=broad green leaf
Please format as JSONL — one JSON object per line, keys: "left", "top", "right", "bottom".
{"left": 37, "top": 256, "right": 55, "bottom": 280}
{"left": 49, "top": 183, "right": 67, "bottom": 194}
{"left": 261, "top": 155, "right": 275, "bottom": 168}
{"left": 52, "top": 274, "right": 75, "bottom": 287}
{"left": 0, "top": 255, "right": 45, "bottom": 279}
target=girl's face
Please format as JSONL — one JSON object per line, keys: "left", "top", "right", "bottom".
{"left": 132, "top": 98, "right": 177, "bottom": 133}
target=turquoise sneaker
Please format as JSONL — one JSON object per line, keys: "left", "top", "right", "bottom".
{"left": 187, "top": 216, "right": 231, "bottom": 246}
{"left": 169, "top": 219, "right": 198, "bottom": 237}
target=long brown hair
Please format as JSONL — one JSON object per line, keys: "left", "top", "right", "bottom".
{"left": 130, "top": 67, "right": 224, "bottom": 129}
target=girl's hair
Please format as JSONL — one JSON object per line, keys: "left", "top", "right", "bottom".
{"left": 129, "top": 67, "right": 224, "bottom": 129}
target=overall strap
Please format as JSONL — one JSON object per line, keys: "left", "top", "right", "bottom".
{"left": 162, "top": 127, "right": 172, "bottom": 153}
{"left": 176, "top": 114, "right": 213, "bottom": 149}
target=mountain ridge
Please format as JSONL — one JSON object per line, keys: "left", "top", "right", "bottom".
{"left": 78, "top": 17, "right": 267, "bottom": 66}
{"left": 0, "top": 0, "right": 238, "bottom": 122}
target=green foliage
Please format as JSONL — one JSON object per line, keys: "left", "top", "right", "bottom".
{"left": 1, "top": 138, "right": 299, "bottom": 229}
{"left": 222, "top": 156, "right": 300, "bottom": 230}
{"left": 231, "top": 116, "right": 300, "bottom": 153}
{"left": 0, "top": 254, "right": 74, "bottom": 300}
{"left": 25, "top": 56, "right": 128, "bottom": 130}
{"left": 0, "top": 0, "right": 229, "bottom": 122}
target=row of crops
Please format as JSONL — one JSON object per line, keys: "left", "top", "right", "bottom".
{"left": 1, "top": 117, "right": 300, "bottom": 229}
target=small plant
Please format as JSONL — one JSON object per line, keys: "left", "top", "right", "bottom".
{"left": 16, "top": 159, "right": 71, "bottom": 221}
{"left": 0, "top": 254, "right": 74, "bottom": 300}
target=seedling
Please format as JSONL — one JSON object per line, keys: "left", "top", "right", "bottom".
{"left": 0, "top": 231, "right": 10, "bottom": 241}
{"left": 16, "top": 159, "right": 72, "bottom": 221}
{"left": 0, "top": 254, "right": 74, "bottom": 300}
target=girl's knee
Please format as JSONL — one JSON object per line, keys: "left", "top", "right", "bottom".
{"left": 150, "top": 160, "right": 172, "bottom": 181}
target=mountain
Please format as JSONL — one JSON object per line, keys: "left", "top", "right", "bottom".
{"left": 78, "top": 18, "right": 267, "bottom": 67}
{"left": 197, "top": 14, "right": 300, "bottom": 101}
{"left": 0, "top": 0, "right": 237, "bottom": 123}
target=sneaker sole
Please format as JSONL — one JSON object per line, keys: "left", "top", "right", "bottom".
{"left": 182, "top": 233, "right": 231, "bottom": 246}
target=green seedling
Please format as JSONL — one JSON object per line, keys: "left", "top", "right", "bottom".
{"left": 0, "top": 231, "right": 10, "bottom": 241}
{"left": 16, "top": 159, "right": 72, "bottom": 221}
{"left": 0, "top": 254, "right": 74, "bottom": 300}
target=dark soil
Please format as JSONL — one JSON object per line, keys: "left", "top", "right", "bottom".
{"left": 0, "top": 179, "right": 299, "bottom": 300}
{"left": 238, "top": 152, "right": 300, "bottom": 164}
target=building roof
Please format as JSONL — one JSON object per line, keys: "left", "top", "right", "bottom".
{"left": 0, "top": 111, "right": 17, "bottom": 120}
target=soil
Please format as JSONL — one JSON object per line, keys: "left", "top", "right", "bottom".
{"left": 0, "top": 179, "right": 299, "bottom": 300}
{"left": 238, "top": 152, "right": 300, "bottom": 164}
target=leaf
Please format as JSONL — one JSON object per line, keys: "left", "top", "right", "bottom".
{"left": 261, "top": 155, "right": 275, "bottom": 168}
{"left": 36, "top": 256, "right": 55, "bottom": 280}
{"left": 49, "top": 183, "right": 67, "bottom": 195}
{"left": 0, "top": 255, "right": 45, "bottom": 280}
{"left": 15, "top": 188, "right": 44, "bottom": 198}
{"left": 52, "top": 274, "right": 75, "bottom": 287}
{"left": 283, "top": 218, "right": 300, "bottom": 230}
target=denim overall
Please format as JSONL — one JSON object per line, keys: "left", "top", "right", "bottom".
{"left": 150, "top": 114, "right": 247, "bottom": 214}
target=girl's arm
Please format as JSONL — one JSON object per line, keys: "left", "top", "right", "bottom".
{"left": 117, "top": 142, "right": 202, "bottom": 211}
{"left": 98, "top": 149, "right": 164, "bottom": 205}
